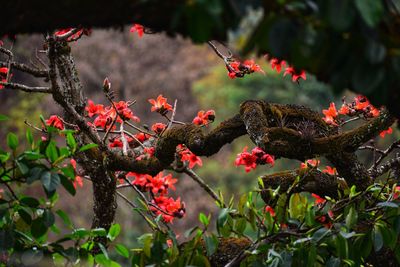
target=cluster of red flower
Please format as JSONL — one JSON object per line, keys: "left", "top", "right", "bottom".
{"left": 322, "top": 95, "right": 392, "bottom": 138}
{"left": 127, "top": 172, "right": 185, "bottom": 223}
{"left": 227, "top": 59, "right": 264, "bottom": 79}
{"left": 45, "top": 115, "right": 64, "bottom": 130}
{"left": 311, "top": 193, "right": 334, "bottom": 228}
{"left": 192, "top": 110, "right": 215, "bottom": 125}
{"left": 177, "top": 144, "right": 202, "bottom": 169}
{"left": 86, "top": 100, "right": 140, "bottom": 130}
{"left": 235, "top": 146, "right": 274, "bottom": 172}
{"left": 300, "top": 159, "right": 337, "bottom": 175}
{"left": 269, "top": 57, "right": 306, "bottom": 82}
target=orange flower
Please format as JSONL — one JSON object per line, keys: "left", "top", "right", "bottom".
{"left": 311, "top": 193, "right": 326, "bottom": 205}
{"left": 300, "top": 159, "right": 320, "bottom": 169}
{"left": 322, "top": 166, "right": 337, "bottom": 175}
{"left": 265, "top": 205, "right": 276, "bottom": 217}
{"left": 380, "top": 127, "right": 393, "bottom": 138}
{"left": 322, "top": 103, "right": 338, "bottom": 126}
{"left": 148, "top": 94, "right": 173, "bottom": 115}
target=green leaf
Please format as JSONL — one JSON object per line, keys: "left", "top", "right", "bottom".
{"left": 66, "top": 133, "right": 77, "bottom": 152}
{"left": 41, "top": 172, "right": 60, "bottom": 193}
{"left": 355, "top": 0, "right": 384, "bottom": 27}
{"left": 79, "top": 143, "right": 98, "bottom": 152}
{"left": 204, "top": 234, "right": 219, "bottom": 256}
{"left": 45, "top": 142, "right": 58, "bottom": 163}
{"left": 312, "top": 227, "right": 330, "bottom": 243}
{"left": 199, "top": 212, "right": 209, "bottom": 226}
{"left": 345, "top": 206, "right": 358, "bottom": 229}
{"left": 107, "top": 223, "right": 121, "bottom": 241}
{"left": 217, "top": 208, "right": 229, "bottom": 234}
{"left": 115, "top": 244, "right": 129, "bottom": 258}
{"left": 27, "top": 167, "right": 44, "bottom": 184}
{"left": 20, "top": 197, "right": 40, "bottom": 208}
{"left": 373, "top": 225, "right": 384, "bottom": 252}
{"left": 0, "top": 114, "right": 9, "bottom": 121}
{"left": 91, "top": 228, "right": 107, "bottom": 237}
{"left": 18, "top": 208, "right": 32, "bottom": 224}
{"left": 17, "top": 161, "right": 29, "bottom": 175}
{"left": 73, "top": 228, "right": 90, "bottom": 239}
{"left": 377, "top": 202, "right": 399, "bottom": 208}
{"left": 43, "top": 209, "right": 55, "bottom": 227}
{"left": 31, "top": 218, "right": 48, "bottom": 238}
{"left": 7, "top": 133, "right": 18, "bottom": 150}
{"left": 56, "top": 209, "right": 73, "bottom": 228}
{"left": 26, "top": 128, "right": 34, "bottom": 145}
{"left": 60, "top": 174, "right": 76, "bottom": 196}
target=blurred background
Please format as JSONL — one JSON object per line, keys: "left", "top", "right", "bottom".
{"left": 0, "top": 28, "right": 397, "bottom": 251}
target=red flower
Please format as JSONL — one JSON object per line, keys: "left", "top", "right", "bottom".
{"left": 322, "top": 166, "right": 337, "bottom": 175}
{"left": 338, "top": 104, "right": 350, "bottom": 115}
{"left": 152, "top": 196, "right": 185, "bottom": 223}
{"left": 85, "top": 100, "right": 104, "bottom": 117}
{"left": 300, "top": 159, "right": 320, "bottom": 169}
{"left": 311, "top": 193, "right": 326, "bottom": 205}
{"left": 380, "top": 127, "right": 393, "bottom": 138}
{"left": 0, "top": 67, "right": 8, "bottom": 89}
{"left": 151, "top": 123, "right": 167, "bottom": 135}
{"left": 192, "top": 110, "right": 215, "bottom": 125}
{"left": 265, "top": 205, "right": 276, "bottom": 217}
{"left": 322, "top": 102, "right": 338, "bottom": 126}
{"left": 283, "top": 67, "right": 306, "bottom": 82}
{"left": 45, "top": 115, "right": 64, "bottom": 130}
{"left": 146, "top": 172, "right": 177, "bottom": 194}
{"left": 70, "top": 159, "right": 83, "bottom": 188}
{"left": 235, "top": 146, "right": 257, "bottom": 172}
{"left": 235, "top": 146, "right": 274, "bottom": 172}
{"left": 136, "top": 147, "right": 155, "bottom": 161}
{"left": 129, "top": 172, "right": 151, "bottom": 189}
{"left": 113, "top": 101, "right": 140, "bottom": 122}
{"left": 54, "top": 28, "right": 90, "bottom": 41}
{"left": 178, "top": 145, "right": 203, "bottom": 169}
{"left": 243, "top": 59, "right": 264, "bottom": 74}
{"left": 130, "top": 24, "right": 144, "bottom": 38}
{"left": 393, "top": 186, "right": 400, "bottom": 200}
{"left": 135, "top": 132, "right": 150, "bottom": 143}
{"left": 148, "top": 94, "right": 173, "bottom": 115}
{"left": 354, "top": 95, "right": 370, "bottom": 111}
{"left": 270, "top": 58, "right": 286, "bottom": 73}
{"left": 316, "top": 215, "right": 332, "bottom": 228}
{"left": 109, "top": 137, "right": 123, "bottom": 148}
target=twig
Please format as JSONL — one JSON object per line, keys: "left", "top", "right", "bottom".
{"left": 120, "top": 122, "right": 128, "bottom": 156}
{"left": 0, "top": 81, "right": 52, "bottom": 93}
{"left": 24, "top": 119, "right": 45, "bottom": 133}
{"left": 371, "top": 139, "right": 400, "bottom": 171}
{"left": 340, "top": 116, "right": 362, "bottom": 126}
{"left": 0, "top": 61, "right": 48, "bottom": 77}
{"left": 183, "top": 168, "right": 225, "bottom": 207}
{"left": 116, "top": 191, "right": 158, "bottom": 231}
{"left": 125, "top": 121, "right": 157, "bottom": 137}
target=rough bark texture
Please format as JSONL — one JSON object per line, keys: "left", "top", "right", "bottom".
{"left": 49, "top": 40, "right": 117, "bottom": 250}
{"left": 260, "top": 168, "right": 339, "bottom": 203}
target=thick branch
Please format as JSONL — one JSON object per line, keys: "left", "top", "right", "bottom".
{"left": 240, "top": 100, "right": 395, "bottom": 160}
{"left": 259, "top": 168, "right": 339, "bottom": 203}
